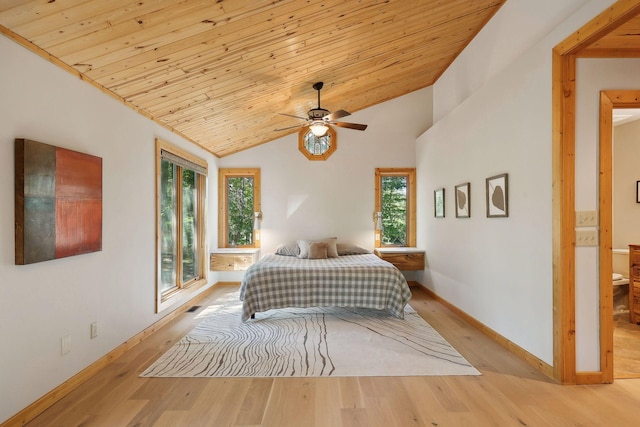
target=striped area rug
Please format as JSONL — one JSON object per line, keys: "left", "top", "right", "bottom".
{"left": 141, "top": 292, "right": 480, "bottom": 378}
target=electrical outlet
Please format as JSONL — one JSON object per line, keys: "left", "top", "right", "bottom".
{"left": 90, "top": 322, "right": 98, "bottom": 339}
{"left": 61, "top": 334, "right": 71, "bottom": 355}
{"left": 576, "top": 211, "right": 598, "bottom": 227}
{"left": 576, "top": 229, "right": 598, "bottom": 246}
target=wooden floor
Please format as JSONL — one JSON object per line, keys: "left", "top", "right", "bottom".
{"left": 614, "top": 312, "right": 640, "bottom": 379}
{"left": 24, "top": 286, "right": 640, "bottom": 427}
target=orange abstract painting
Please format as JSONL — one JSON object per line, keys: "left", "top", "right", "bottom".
{"left": 15, "top": 139, "right": 102, "bottom": 265}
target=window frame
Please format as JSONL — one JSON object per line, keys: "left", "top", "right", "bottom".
{"left": 298, "top": 126, "right": 337, "bottom": 160}
{"left": 156, "top": 138, "right": 208, "bottom": 313}
{"left": 374, "top": 168, "right": 416, "bottom": 248}
{"left": 218, "top": 168, "right": 261, "bottom": 248}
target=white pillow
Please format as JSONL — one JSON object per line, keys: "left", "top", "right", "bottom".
{"left": 297, "top": 240, "right": 313, "bottom": 258}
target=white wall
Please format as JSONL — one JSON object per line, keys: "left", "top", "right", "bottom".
{"left": 218, "top": 87, "right": 433, "bottom": 262}
{"left": 416, "top": 0, "right": 617, "bottom": 367}
{"left": 574, "top": 58, "right": 640, "bottom": 369}
{"left": 613, "top": 119, "right": 640, "bottom": 250}
{"left": 0, "top": 36, "right": 219, "bottom": 423}
{"left": 433, "top": 0, "right": 591, "bottom": 122}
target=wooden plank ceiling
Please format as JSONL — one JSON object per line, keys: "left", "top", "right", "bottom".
{"left": 0, "top": 0, "right": 509, "bottom": 156}
{"left": 1, "top": 1, "right": 638, "bottom": 157}
{"left": 579, "top": 14, "right": 640, "bottom": 56}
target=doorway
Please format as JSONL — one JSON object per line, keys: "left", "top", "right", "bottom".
{"left": 552, "top": 1, "right": 640, "bottom": 385}
{"left": 599, "top": 91, "right": 640, "bottom": 381}
{"left": 610, "top": 105, "right": 640, "bottom": 379}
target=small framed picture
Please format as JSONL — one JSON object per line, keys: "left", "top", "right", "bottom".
{"left": 455, "top": 182, "right": 470, "bottom": 218}
{"left": 486, "top": 173, "right": 508, "bottom": 218}
{"left": 636, "top": 181, "right": 640, "bottom": 203}
{"left": 434, "top": 188, "right": 445, "bottom": 218}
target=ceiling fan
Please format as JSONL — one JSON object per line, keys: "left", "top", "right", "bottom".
{"left": 275, "top": 82, "right": 368, "bottom": 136}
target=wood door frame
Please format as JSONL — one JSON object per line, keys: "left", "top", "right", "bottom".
{"left": 599, "top": 90, "right": 640, "bottom": 383}
{"left": 552, "top": 1, "right": 640, "bottom": 384}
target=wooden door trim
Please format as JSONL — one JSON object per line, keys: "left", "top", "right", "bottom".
{"left": 599, "top": 90, "right": 640, "bottom": 383}
{"left": 552, "top": 1, "right": 640, "bottom": 384}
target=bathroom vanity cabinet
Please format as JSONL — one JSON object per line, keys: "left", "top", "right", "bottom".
{"left": 629, "top": 245, "right": 640, "bottom": 324}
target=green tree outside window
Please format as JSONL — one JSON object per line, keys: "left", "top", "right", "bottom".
{"left": 226, "top": 177, "right": 254, "bottom": 246}
{"left": 381, "top": 176, "right": 408, "bottom": 246}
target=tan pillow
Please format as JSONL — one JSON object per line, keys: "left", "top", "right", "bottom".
{"left": 297, "top": 237, "right": 338, "bottom": 258}
{"left": 322, "top": 237, "right": 339, "bottom": 258}
{"left": 308, "top": 242, "right": 328, "bottom": 259}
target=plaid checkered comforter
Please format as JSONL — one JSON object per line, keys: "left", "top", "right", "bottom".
{"left": 239, "top": 254, "right": 412, "bottom": 321}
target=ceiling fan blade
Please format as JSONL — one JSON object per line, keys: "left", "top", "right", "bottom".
{"left": 324, "top": 109, "right": 351, "bottom": 121}
{"left": 333, "top": 121, "right": 368, "bottom": 131}
{"left": 274, "top": 123, "right": 306, "bottom": 131}
{"left": 278, "top": 112, "right": 309, "bottom": 121}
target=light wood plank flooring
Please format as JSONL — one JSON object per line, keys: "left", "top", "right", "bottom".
{"left": 614, "top": 313, "right": 640, "bottom": 379}
{"left": 23, "top": 286, "right": 640, "bottom": 426}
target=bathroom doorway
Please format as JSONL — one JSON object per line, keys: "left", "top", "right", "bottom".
{"left": 612, "top": 106, "right": 640, "bottom": 379}
{"left": 597, "top": 90, "right": 640, "bottom": 383}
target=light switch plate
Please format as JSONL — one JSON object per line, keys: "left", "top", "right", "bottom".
{"left": 576, "top": 229, "right": 598, "bottom": 246}
{"left": 576, "top": 211, "right": 598, "bottom": 227}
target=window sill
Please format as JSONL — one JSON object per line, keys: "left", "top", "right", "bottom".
{"left": 157, "top": 277, "right": 209, "bottom": 313}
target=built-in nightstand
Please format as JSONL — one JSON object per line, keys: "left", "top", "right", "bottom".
{"left": 210, "top": 248, "right": 259, "bottom": 271}
{"left": 374, "top": 248, "right": 425, "bottom": 287}
{"left": 374, "top": 247, "right": 425, "bottom": 271}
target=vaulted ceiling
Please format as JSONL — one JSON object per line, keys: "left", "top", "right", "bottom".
{"left": 1, "top": 1, "right": 639, "bottom": 157}
{"left": 0, "top": 0, "right": 507, "bottom": 157}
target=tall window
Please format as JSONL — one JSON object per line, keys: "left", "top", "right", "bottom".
{"left": 156, "top": 139, "right": 208, "bottom": 312}
{"left": 218, "top": 168, "right": 261, "bottom": 248}
{"left": 375, "top": 168, "right": 416, "bottom": 247}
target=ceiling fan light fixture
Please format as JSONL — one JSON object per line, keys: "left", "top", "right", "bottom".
{"left": 309, "top": 121, "right": 329, "bottom": 137}
{"left": 277, "top": 81, "right": 367, "bottom": 137}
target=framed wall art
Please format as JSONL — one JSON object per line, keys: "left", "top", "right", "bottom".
{"left": 15, "top": 138, "right": 103, "bottom": 265}
{"left": 636, "top": 180, "right": 640, "bottom": 203}
{"left": 455, "top": 182, "right": 470, "bottom": 218}
{"left": 434, "top": 188, "right": 445, "bottom": 218}
{"left": 486, "top": 173, "right": 508, "bottom": 218}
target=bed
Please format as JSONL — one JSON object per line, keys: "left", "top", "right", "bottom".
{"left": 239, "top": 253, "right": 412, "bottom": 321}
